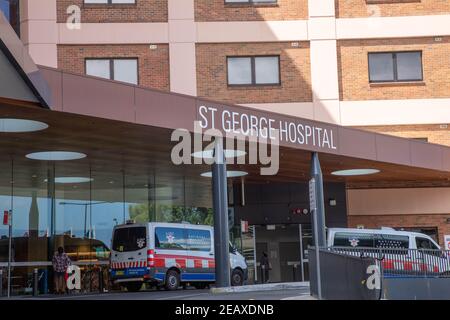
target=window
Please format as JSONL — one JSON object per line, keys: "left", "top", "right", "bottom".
{"left": 397, "top": 226, "right": 438, "bottom": 242}
{"left": 225, "top": 0, "right": 277, "bottom": 3}
{"left": 333, "top": 232, "right": 375, "bottom": 248}
{"left": 368, "top": 51, "right": 423, "bottom": 83}
{"left": 0, "top": 0, "right": 19, "bottom": 36}
{"left": 375, "top": 234, "right": 409, "bottom": 249}
{"left": 84, "top": 0, "right": 135, "bottom": 4}
{"left": 112, "top": 227, "right": 146, "bottom": 252}
{"left": 227, "top": 56, "right": 280, "bottom": 86}
{"left": 187, "top": 229, "right": 211, "bottom": 252}
{"left": 155, "top": 227, "right": 187, "bottom": 250}
{"left": 85, "top": 58, "right": 138, "bottom": 85}
{"left": 415, "top": 237, "right": 439, "bottom": 250}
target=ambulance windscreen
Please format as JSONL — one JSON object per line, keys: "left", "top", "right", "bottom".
{"left": 112, "top": 227, "right": 146, "bottom": 252}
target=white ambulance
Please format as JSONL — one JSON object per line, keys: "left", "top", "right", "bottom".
{"left": 327, "top": 228, "right": 450, "bottom": 275}
{"left": 110, "top": 221, "right": 248, "bottom": 291}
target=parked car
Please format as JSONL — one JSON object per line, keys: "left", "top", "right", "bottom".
{"left": 110, "top": 221, "right": 248, "bottom": 291}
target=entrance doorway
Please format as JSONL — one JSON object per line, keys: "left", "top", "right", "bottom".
{"left": 240, "top": 224, "right": 311, "bottom": 284}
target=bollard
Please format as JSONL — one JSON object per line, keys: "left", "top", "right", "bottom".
{"left": 33, "top": 268, "right": 39, "bottom": 297}
{"left": 98, "top": 268, "right": 103, "bottom": 293}
{"left": 0, "top": 269, "right": 3, "bottom": 297}
{"left": 261, "top": 265, "right": 266, "bottom": 284}
{"left": 293, "top": 264, "right": 297, "bottom": 282}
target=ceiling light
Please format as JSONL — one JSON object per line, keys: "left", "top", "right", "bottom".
{"left": 331, "top": 169, "right": 380, "bottom": 176}
{"left": 45, "top": 177, "right": 93, "bottom": 184}
{"left": 0, "top": 119, "right": 48, "bottom": 132}
{"left": 192, "top": 149, "right": 246, "bottom": 159}
{"left": 201, "top": 171, "right": 248, "bottom": 178}
{"left": 26, "top": 151, "right": 86, "bottom": 161}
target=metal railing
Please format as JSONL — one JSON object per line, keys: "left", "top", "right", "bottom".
{"left": 327, "top": 247, "right": 450, "bottom": 278}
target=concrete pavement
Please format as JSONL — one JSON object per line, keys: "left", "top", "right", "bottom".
{"left": 2, "top": 284, "right": 312, "bottom": 300}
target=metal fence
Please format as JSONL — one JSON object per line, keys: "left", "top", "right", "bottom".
{"left": 309, "top": 247, "right": 380, "bottom": 300}
{"left": 327, "top": 247, "right": 450, "bottom": 278}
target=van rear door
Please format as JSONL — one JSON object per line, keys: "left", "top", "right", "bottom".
{"left": 184, "top": 227, "right": 215, "bottom": 282}
{"left": 111, "top": 225, "right": 148, "bottom": 276}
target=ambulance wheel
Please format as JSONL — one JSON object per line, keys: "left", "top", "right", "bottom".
{"left": 165, "top": 270, "right": 180, "bottom": 291}
{"left": 125, "top": 282, "right": 142, "bottom": 292}
{"left": 231, "top": 269, "right": 244, "bottom": 286}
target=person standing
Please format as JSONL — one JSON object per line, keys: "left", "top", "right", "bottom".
{"left": 52, "top": 246, "right": 71, "bottom": 294}
{"left": 260, "top": 251, "right": 270, "bottom": 283}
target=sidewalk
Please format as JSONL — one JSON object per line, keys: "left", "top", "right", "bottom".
{"left": 210, "top": 281, "right": 310, "bottom": 294}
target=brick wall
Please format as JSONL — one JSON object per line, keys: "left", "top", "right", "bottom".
{"left": 336, "top": 0, "right": 450, "bottom": 18}
{"left": 195, "top": 0, "right": 308, "bottom": 22}
{"left": 58, "top": 44, "right": 170, "bottom": 91}
{"left": 338, "top": 37, "right": 450, "bottom": 101}
{"left": 196, "top": 42, "right": 312, "bottom": 105}
{"left": 354, "top": 124, "right": 450, "bottom": 147}
{"left": 57, "top": 0, "right": 167, "bottom": 23}
{"left": 348, "top": 214, "right": 450, "bottom": 246}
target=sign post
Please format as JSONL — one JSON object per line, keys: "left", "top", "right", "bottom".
{"left": 6, "top": 210, "right": 12, "bottom": 298}
{"left": 309, "top": 152, "right": 326, "bottom": 300}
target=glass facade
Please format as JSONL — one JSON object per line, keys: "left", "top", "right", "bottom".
{"left": 0, "top": 157, "right": 213, "bottom": 295}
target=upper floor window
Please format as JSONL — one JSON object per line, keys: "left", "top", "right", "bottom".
{"left": 227, "top": 56, "right": 280, "bottom": 86}
{"left": 84, "top": 0, "right": 136, "bottom": 4}
{"left": 0, "top": 0, "right": 19, "bottom": 36}
{"left": 368, "top": 51, "right": 423, "bottom": 83}
{"left": 85, "top": 58, "right": 138, "bottom": 85}
{"left": 225, "top": 0, "right": 277, "bottom": 3}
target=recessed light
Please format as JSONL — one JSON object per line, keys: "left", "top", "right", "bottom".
{"left": 0, "top": 119, "right": 48, "bottom": 132}
{"left": 192, "top": 149, "right": 246, "bottom": 159}
{"left": 331, "top": 169, "right": 380, "bottom": 176}
{"left": 45, "top": 177, "right": 93, "bottom": 184}
{"left": 201, "top": 171, "right": 248, "bottom": 178}
{"left": 26, "top": 151, "right": 86, "bottom": 161}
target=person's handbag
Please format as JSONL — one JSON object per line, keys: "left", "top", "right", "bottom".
{"left": 268, "top": 262, "right": 272, "bottom": 271}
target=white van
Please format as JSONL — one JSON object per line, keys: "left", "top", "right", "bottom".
{"left": 110, "top": 221, "right": 248, "bottom": 291}
{"left": 327, "top": 228, "right": 450, "bottom": 274}
{"left": 327, "top": 227, "right": 441, "bottom": 250}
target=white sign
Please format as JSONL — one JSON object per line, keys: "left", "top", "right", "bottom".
{"left": 444, "top": 235, "right": 450, "bottom": 251}
{"left": 198, "top": 106, "right": 338, "bottom": 151}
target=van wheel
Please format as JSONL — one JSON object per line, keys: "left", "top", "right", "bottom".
{"left": 125, "top": 282, "right": 142, "bottom": 292}
{"left": 165, "top": 270, "right": 180, "bottom": 291}
{"left": 231, "top": 269, "right": 244, "bottom": 286}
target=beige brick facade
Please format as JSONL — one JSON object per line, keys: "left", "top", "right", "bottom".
{"left": 338, "top": 37, "right": 450, "bottom": 101}
{"left": 348, "top": 214, "right": 450, "bottom": 246}
{"left": 195, "top": 0, "right": 308, "bottom": 22}
{"left": 57, "top": 0, "right": 168, "bottom": 23}
{"left": 196, "top": 42, "right": 312, "bottom": 105}
{"left": 354, "top": 124, "right": 450, "bottom": 147}
{"left": 336, "top": 0, "right": 450, "bottom": 18}
{"left": 57, "top": 44, "right": 170, "bottom": 91}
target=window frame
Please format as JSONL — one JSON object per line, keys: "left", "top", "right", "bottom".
{"left": 368, "top": 51, "right": 423, "bottom": 83}
{"left": 85, "top": 57, "right": 139, "bottom": 85}
{"left": 154, "top": 227, "right": 188, "bottom": 251}
{"left": 226, "top": 55, "right": 281, "bottom": 87}
{"left": 224, "top": 0, "right": 277, "bottom": 5}
{"left": 84, "top": 0, "right": 136, "bottom": 5}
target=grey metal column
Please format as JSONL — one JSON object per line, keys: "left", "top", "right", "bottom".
{"left": 309, "top": 152, "right": 326, "bottom": 300}
{"left": 212, "top": 138, "right": 231, "bottom": 288}
{"left": 310, "top": 152, "right": 326, "bottom": 247}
